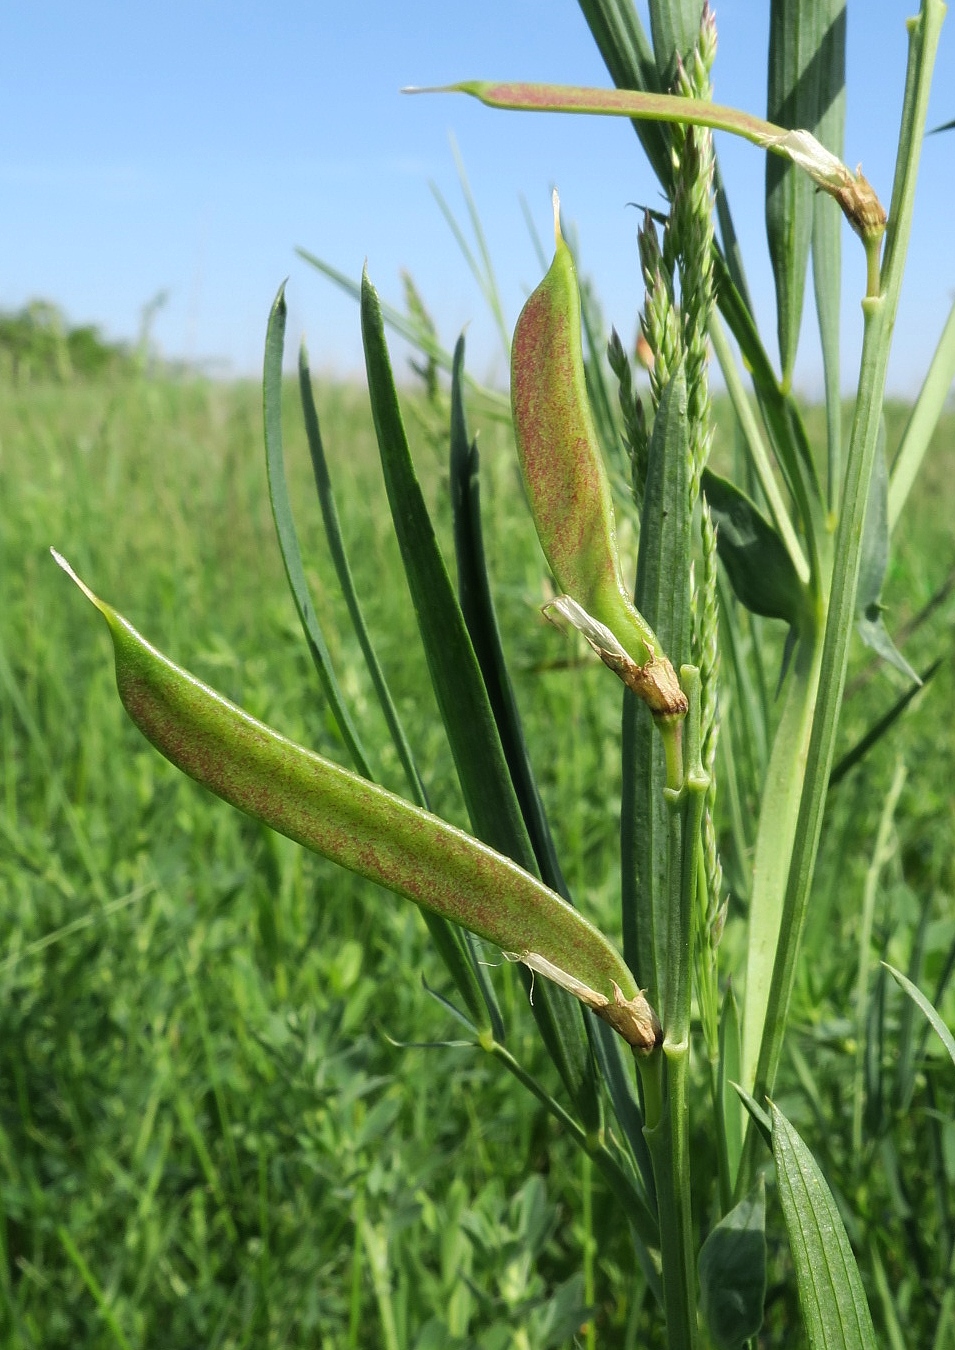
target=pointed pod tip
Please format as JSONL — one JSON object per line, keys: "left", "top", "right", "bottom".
{"left": 551, "top": 187, "right": 562, "bottom": 246}
{"left": 401, "top": 84, "right": 459, "bottom": 96}
{"left": 50, "top": 548, "right": 104, "bottom": 614}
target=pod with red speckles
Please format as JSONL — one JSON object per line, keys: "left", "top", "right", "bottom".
{"left": 511, "top": 192, "right": 685, "bottom": 718}
{"left": 52, "top": 549, "right": 661, "bottom": 1051}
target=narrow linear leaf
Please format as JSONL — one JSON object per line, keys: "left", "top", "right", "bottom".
{"left": 714, "top": 159, "right": 754, "bottom": 314}
{"left": 701, "top": 468, "right": 807, "bottom": 627}
{"left": 884, "top": 963, "right": 955, "bottom": 1072}
{"left": 295, "top": 247, "right": 510, "bottom": 422}
{"left": 746, "top": 0, "right": 951, "bottom": 1150}
{"left": 713, "top": 251, "right": 824, "bottom": 578}
{"left": 731, "top": 1083, "right": 773, "bottom": 1153}
{"left": 888, "top": 295, "right": 955, "bottom": 529}
{"left": 708, "top": 313, "right": 810, "bottom": 584}
{"left": 767, "top": 0, "right": 839, "bottom": 383}
{"left": 857, "top": 422, "right": 920, "bottom": 684}
{"left": 449, "top": 336, "right": 568, "bottom": 900}
{"left": 296, "top": 321, "right": 502, "bottom": 1036}
{"left": 574, "top": 0, "right": 673, "bottom": 188}
{"left": 829, "top": 658, "right": 940, "bottom": 788}
{"left": 771, "top": 1102, "right": 879, "bottom": 1350}
{"left": 360, "top": 275, "right": 613, "bottom": 1117}
{"left": 717, "top": 984, "right": 744, "bottom": 1198}
{"left": 698, "top": 1178, "right": 766, "bottom": 1350}
{"left": 647, "top": 0, "right": 705, "bottom": 89}
{"left": 297, "top": 340, "right": 426, "bottom": 807}
{"left": 589, "top": 1016, "right": 657, "bottom": 1209}
{"left": 576, "top": 0, "right": 752, "bottom": 311}
{"left": 360, "top": 270, "right": 532, "bottom": 864}
{"left": 810, "top": 0, "right": 846, "bottom": 510}
{"left": 263, "top": 286, "right": 371, "bottom": 774}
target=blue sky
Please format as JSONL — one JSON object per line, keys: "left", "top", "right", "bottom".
{"left": 2, "top": 2, "right": 953, "bottom": 393}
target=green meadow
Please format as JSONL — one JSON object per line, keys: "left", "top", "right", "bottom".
{"left": 1, "top": 364, "right": 953, "bottom": 1346}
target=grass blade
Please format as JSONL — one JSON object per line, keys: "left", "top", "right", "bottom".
{"left": 713, "top": 252, "right": 824, "bottom": 583}
{"left": 647, "top": 0, "right": 704, "bottom": 88}
{"left": 745, "top": 0, "right": 946, "bottom": 1149}
{"left": 263, "top": 285, "right": 371, "bottom": 775}
{"left": 360, "top": 271, "right": 530, "bottom": 862}
{"left": 431, "top": 135, "right": 511, "bottom": 359}
{"left": 708, "top": 313, "right": 809, "bottom": 583}
{"left": 717, "top": 983, "right": 744, "bottom": 1202}
{"left": 888, "top": 294, "right": 955, "bottom": 530}
{"left": 574, "top": 0, "right": 673, "bottom": 187}
{"left": 297, "top": 341, "right": 426, "bottom": 806}
{"left": 810, "top": 1, "right": 847, "bottom": 510}
{"left": 767, "top": 0, "right": 842, "bottom": 384}
{"left": 829, "top": 658, "right": 940, "bottom": 789}
{"left": 448, "top": 337, "right": 567, "bottom": 900}
{"left": 771, "top": 1102, "right": 879, "bottom": 1350}
{"left": 856, "top": 422, "right": 920, "bottom": 683}
{"left": 360, "top": 272, "right": 610, "bottom": 1123}
{"left": 739, "top": 622, "right": 824, "bottom": 1096}
{"left": 296, "top": 247, "right": 510, "bottom": 422}
{"left": 697, "top": 1179, "right": 766, "bottom": 1350}
{"left": 884, "top": 963, "right": 955, "bottom": 1073}
{"left": 701, "top": 468, "right": 807, "bottom": 626}
{"left": 57, "top": 1226, "right": 133, "bottom": 1350}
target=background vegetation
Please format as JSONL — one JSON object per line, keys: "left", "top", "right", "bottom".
{"left": 1, "top": 343, "right": 953, "bottom": 1344}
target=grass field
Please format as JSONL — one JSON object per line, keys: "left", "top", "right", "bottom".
{"left": 1, "top": 365, "right": 953, "bottom": 1346}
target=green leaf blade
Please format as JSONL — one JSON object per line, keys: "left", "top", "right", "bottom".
{"left": 771, "top": 1103, "right": 879, "bottom": 1350}
{"left": 810, "top": 1, "right": 846, "bottom": 509}
{"left": 698, "top": 1179, "right": 766, "bottom": 1350}
{"left": 884, "top": 962, "right": 955, "bottom": 1072}
{"left": 359, "top": 272, "right": 615, "bottom": 1113}
{"left": 766, "top": 0, "right": 840, "bottom": 384}
{"left": 298, "top": 336, "right": 502, "bottom": 1038}
{"left": 647, "top": 0, "right": 704, "bottom": 89}
{"left": 262, "top": 285, "right": 371, "bottom": 776}
{"left": 701, "top": 468, "right": 807, "bottom": 626}
{"left": 856, "top": 422, "right": 920, "bottom": 684}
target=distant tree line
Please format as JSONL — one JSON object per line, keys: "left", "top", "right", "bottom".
{"left": 0, "top": 300, "right": 135, "bottom": 383}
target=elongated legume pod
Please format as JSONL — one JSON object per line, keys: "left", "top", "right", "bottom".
{"left": 511, "top": 192, "right": 685, "bottom": 717}
{"left": 53, "top": 550, "right": 660, "bottom": 1051}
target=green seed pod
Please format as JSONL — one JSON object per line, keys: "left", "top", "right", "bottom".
{"left": 511, "top": 191, "right": 685, "bottom": 718}
{"left": 53, "top": 550, "right": 661, "bottom": 1052}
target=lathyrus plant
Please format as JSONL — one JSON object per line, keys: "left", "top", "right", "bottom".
{"left": 56, "top": 0, "right": 955, "bottom": 1344}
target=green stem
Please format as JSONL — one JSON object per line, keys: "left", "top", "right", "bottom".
{"left": 740, "top": 0, "right": 946, "bottom": 1188}
{"left": 581, "top": 1152, "right": 596, "bottom": 1350}
{"left": 640, "top": 668, "right": 706, "bottom": 1350}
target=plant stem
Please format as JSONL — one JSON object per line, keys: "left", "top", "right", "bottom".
{"left": 740, "top": 0, "right": 946, "bottom": 1188}
{"left": 639, "top": 669, "right": 706, "bottom": 1350}
{"left": 581, "top": 1152, "right": 597, "bottom": 1350}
